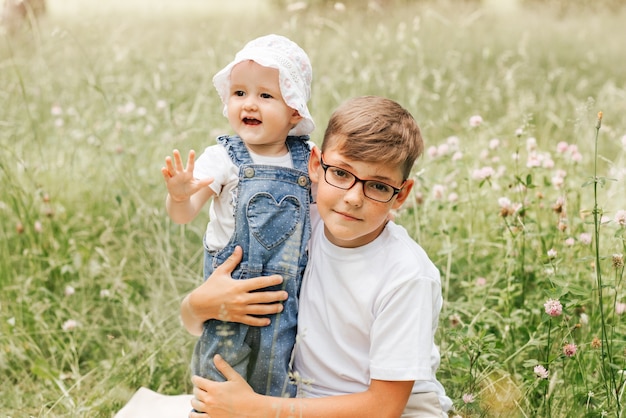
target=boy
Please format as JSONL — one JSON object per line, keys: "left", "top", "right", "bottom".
{"left": 187, "top": 96, "right": 452, "bottom": 417}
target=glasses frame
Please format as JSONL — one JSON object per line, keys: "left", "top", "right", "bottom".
{"left": 319, "top": 155, "right": 405, "bottom": 203}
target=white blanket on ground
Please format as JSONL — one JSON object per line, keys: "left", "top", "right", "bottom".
{"left": 114, "top": 387, "right": 192, "bottom": 418}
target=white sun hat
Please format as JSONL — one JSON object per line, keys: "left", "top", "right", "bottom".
{"left": 212, "top": 34, "right": 315, "bottom": 136}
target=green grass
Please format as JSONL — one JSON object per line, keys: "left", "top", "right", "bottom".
{"left": 1, "top": 0, "right": 626, "bottom": 416}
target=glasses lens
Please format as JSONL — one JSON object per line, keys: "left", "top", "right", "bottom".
{"left": 363, "top": 181, "right": 394, "bottom": 202}
{"left": 325, "top": 166, "right": 355, "bottom": 188}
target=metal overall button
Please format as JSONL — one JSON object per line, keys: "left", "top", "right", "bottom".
{"left": 297, "top": 176, "right": 308, "bottom": 187}
{"left": 243, "top": 167, "right": 255, "bottom": 178}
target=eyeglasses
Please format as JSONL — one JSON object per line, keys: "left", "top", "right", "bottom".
{"left": 319, "top": 156, "right": 405, "bottom": 203}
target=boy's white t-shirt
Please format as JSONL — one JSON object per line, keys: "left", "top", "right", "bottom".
{"left": 193, "top": 144, "right": 294, "bottom": 252}
{"left": 294, "top": 206, "right": 452, "bottom": 412}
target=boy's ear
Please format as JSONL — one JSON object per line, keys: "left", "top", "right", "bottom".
{"left": 392, "top": 179, "right": 414, "bottom": 210}
{"left": 308, "top": 146, "right": 322, "bottom": 183}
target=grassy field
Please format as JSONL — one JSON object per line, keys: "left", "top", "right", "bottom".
{"left": 1, "top": 0, "right": 626, "bottom": 416}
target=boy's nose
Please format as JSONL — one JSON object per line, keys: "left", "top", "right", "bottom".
{"left": 343, "top": 181, "right": 365, "bottom": 206}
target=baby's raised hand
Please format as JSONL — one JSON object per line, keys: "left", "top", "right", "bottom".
{"left": 161, "top": 149, "right": 212, "bottom": 202}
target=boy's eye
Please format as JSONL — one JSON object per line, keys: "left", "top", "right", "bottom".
{"left": 367, "top": 182, "right": 392, "bottom": 193}
{"left": 329, "top": 167, "right": 351, "bottom": 180}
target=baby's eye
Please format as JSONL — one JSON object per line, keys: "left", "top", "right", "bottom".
{"left": 260, "top": 93, "right": 273, "bottom": 99}
{"left": 234, "top": 90, "right": 245, "bottom": 97}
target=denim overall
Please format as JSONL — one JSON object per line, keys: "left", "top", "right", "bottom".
{"left": 191, "top": 135, "right": 311, "bottom": 397}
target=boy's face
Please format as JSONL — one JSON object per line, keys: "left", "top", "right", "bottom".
{"left": 308, "top": 144, "right": 414, "bottom": 248}
{"left": 227, "top": 61, "right": 303, "bottom": 155}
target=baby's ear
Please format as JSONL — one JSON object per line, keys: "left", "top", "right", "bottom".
{"left": 290, "top": 109, "right": 303, "bottom": 125}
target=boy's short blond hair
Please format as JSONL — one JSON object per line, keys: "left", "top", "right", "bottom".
{"left": 321, "top": 96, "right": 423, "bottom": 180}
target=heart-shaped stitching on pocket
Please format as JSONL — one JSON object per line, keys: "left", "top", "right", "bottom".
{"left": 247, "top": 193, "right": 301, "bottom": 251}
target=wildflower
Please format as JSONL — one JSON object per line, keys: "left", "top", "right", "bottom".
{"left": 448, "top": 192, "right": 459, "bottom": 203}
{"left": 462, "top": 393, "right": 475, "bottom": 404}
{"left": 489, "top": 138, "right": 500, "bottom": 149}
{"left": 570, "top": 151, "right": 582, "bottom": 163}
{"left": 437, "top": 143, "right": 450, "bottom": 156}
{"left": 286, "top": 1, "right": 307, "bottom": 11}
{"left": 334, "top": 2, "right": 346, "bottom": 12}
{"left": 448, "top": 313, "right": 461, "bottom": 327}
{"left": 591, "top": 337, "right": 601, "bottom": 348}
{"left": 547, "top": 248, "right": 558, "bottom": 259}
{"left": 616, "top": 302, "right": 626, "bottom": 315}
{"left": 156, "top": 99, "right": 167, "bottom": 110}
{"left": 526, "top": 153, "right": 542, "bottom": 168}
{"left": 64, "top": 285, "right": 75, "bottom": 296}
{"left": 526, "top": 137, "right": 537, "bottom": 151}
{"left": 16, "top": 222, "right": 24, "bottom": 234}
{"left": 613, "top": 254, "right": 624, "bottom": 269}
{"left": 475, "top": 277, "right": 487, "bottom": 286}
{"left": 100, "top": 289, "right": 112, "bottom": 298}
{"left": 544, "top": 298, "right": 563, "bottom": 317}
{"left": 615, "top": 210, "right": 626, "bottom": 227}
{"left": 542, "top": 157, "right": 555, "bottom": 169}
{"left": 34, "top": 220, "right": 43, "bottom": 233}
{"left": 446, "top": 136, "right": 460, "bottom": 147}
{"left": 62, "top": 319, "right": 79, "bottom": 331}
{"left": 432, "top": 184, "right": 446, "bottom": 200}
{"left": 556, "top": 141, "right": 569, "bottom": 153}
{"left": 515, "top": 128, "right": 523, "bottom": 137}
{"left": 451, "top": 151, "right": 463, "bottom": 161}
{"left": 580, "top": 313, "right": 589, "bottom": 325}
{"left": 472, "top": 166, "right": 495, "bottom": 181}
{"left": 579, "top": 233, "right": 592, "bottom": 245}
{"left": 563, "top": 343, "right": 577, "bottom": 357}
{"left": 552, "top": 197, "right": 565, "bottom": 214}
{"left": 469, "top": 115, "right": 483, "bottom": 127}
{"left": 50, "top": 104, "right": 63, "bottom": 116}
{"left": 7, "top": 317, "right": 15, "bottom": 326}
{"left": 534, "top": 365, "right": 549, "bottom": 379}
{"left": 564, "top": 237, "right": 575, "bottom": 246}
{"left": 427, "top": 146, "right": 438, "bottom": 158}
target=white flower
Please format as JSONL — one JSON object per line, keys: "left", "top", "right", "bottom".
{"left": 534, "top": 364, "right": 549, "bottom": 379}
{"left": 64, "top": 285, "right": 75, "bottom": 296}
{"left": 469, "top": 115, "right": 483, "bottom": 127}
{"left": 62, "top": 319, "right": 79, "bottom": 331}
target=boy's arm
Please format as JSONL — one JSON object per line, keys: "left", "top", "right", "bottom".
{"left": 190, "top": 355, "right": 413, "bottom": 418}
{"left": 162, "top": 149, "right": 214, "bottom": 224}
{"left": 180, "top": 246, "right": 289, "bottom": 336}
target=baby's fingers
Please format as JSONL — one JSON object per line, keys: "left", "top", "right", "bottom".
{"left": 172, "top": 149, "right": 185, "bottom": 171}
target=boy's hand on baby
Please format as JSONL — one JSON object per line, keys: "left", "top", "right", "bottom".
{"left": 190, "top": 246, "right": 288, "bottom": 327}
{"left": 161, "top": 149, "right": 212, "bottom": 202}
{"left": 190, "top": 355, "right": 256, "bottom": 417}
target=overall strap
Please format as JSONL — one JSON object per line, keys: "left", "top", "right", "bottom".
{"left": 217, "top": 135, "right": 253, "bottom": 166}
{"left": 285, "top": 136, "right": 311, "bottom": 171}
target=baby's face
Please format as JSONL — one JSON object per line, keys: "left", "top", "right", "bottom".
{"left": 226, "top": 61, "right": 302, "bottom": 156}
